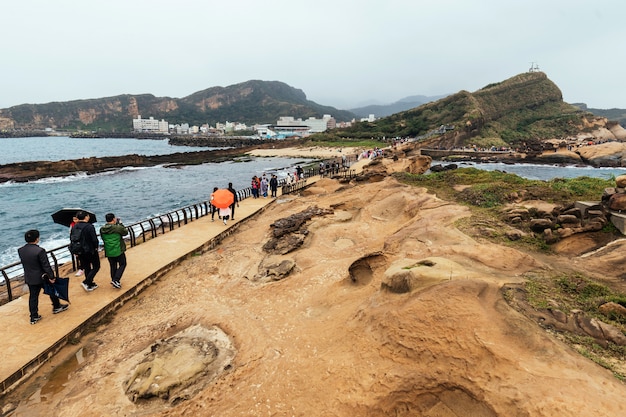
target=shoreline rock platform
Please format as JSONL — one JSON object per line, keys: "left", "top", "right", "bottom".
{"left": 2, "top": 150, "right": 625, "bottom": 416}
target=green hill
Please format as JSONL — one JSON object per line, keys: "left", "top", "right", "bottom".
{"left": 0, "top": 80, "right": 356, "bottom": 132}
{"left": 314, "top": 72, "right": 595, "bottom": 149}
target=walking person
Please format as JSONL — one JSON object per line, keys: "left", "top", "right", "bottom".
{"left": 269, "top": 174, "right": 278, "bottom": 197}
{"left": 228, "top": 182, "right": 239, "bottom": 220}
{"left": 210, "top": 187, "right": 219, "bottom": 221}
{"left": 100, "top": 213, "right": 128, "bottom": 289}
{"left": 251, "top": 176, "right": 259, "bottom": 199}
{"left": 18, "top": 229, "right": 69, "bottom": 324}
{"left": 72, "top": 210, "right": 100, "bottom": 291}
{"left": 260, "top": 175, "right": 269, "bottom": 198}
{"left": 69, "top": 216, "right": 84, "bottom": 277}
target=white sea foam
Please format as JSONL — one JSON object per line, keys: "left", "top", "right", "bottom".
{"left": 28, "top": 172, "right": 89, "bottom": 184}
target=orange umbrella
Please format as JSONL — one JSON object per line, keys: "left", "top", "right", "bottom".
{"left": 211, "top": 189, "right": 234, "bottom": 209}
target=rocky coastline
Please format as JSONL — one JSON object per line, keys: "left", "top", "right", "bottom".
{"left": 2, "top": 138, "right": 626, "bottom": 184}
{"left": 0, "top": 139, "right": 302, "bottom": 183}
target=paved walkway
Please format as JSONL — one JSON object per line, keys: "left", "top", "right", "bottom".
{"left": 0, "top": 160, "right": 370, "bottom": 396}
{"left": 0, "top": 183, "right": 297, "bottom": 395}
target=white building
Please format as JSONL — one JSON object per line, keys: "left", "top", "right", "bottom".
{"left": 305, "top": 114, "right": 336, "bottom": 133}
{"left": 132, "top": 116, "right": 169, "bottom": 133}
{"left": 274, "top": 114, "right": 336, "bottom": 134}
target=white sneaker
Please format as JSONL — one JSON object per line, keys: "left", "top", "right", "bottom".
{"left": 75, "top": 269, "right": 84, "bottom": 276}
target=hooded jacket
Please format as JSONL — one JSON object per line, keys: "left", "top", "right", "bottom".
{"left": 100, "top": 222, "right": 128, "bottom": 258}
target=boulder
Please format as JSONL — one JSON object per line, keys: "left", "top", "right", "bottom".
{"left": 577, "top": 142, "right": 626, "bottom": 167}
{"left": 405, "top": 156, "right": 432, "bottom": 174}
{"left": 530, "top": 218, "right": 553, "bottom": 232}
{"left": 609, "top": 123, "right": 626, "bottom": 140}
{"left": 253, "top": 259, "right": 296, "bottom": 282}
{"left": 557, "top": 214, "right": 581, "bottom": 226}
{"left": 599, "top": 301, "right": 626, "bottom": 320}
{"left": 616, "top": 175, "right": 626, "bottom": 188}
{"left": 608, "top": 193, "right": 626, "bottom": 211}
{"left": 536, "top": 151, "right": 582, "bottom": 164}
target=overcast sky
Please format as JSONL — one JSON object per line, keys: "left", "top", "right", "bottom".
{"left": 2, "top": 0, "right": 624, "bottom": 111}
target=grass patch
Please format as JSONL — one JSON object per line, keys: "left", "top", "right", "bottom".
{"left": 394, "top": 168, "right": 616, "bottom": 252}
{"left": 395, "top": 168, "right": 612, "bottom": 205}
{"left": 522, "top": 272, "right": 626, "bottom": 380}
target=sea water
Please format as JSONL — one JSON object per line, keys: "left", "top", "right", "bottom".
{"left": 0, "top": 136, "right": 315, "bottom": 267}
{"left": 3, "top": 137, "right": 626, "bottom": 269}
{"left": 437, "top": 160, "right": 626, "bottom": 181}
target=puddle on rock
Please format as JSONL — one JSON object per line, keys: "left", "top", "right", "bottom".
{"left": 5, "top": 347, "right": 88, "bottom": 415}
{"left": 39, "top": 347, "right": 87, "bottom": 399}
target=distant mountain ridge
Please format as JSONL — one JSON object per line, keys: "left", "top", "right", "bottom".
{"left": 349, "top": 94, "right": 449, "bottom": 118}
{"left": 0, "top": 80, "right": 356, "bottom": 132}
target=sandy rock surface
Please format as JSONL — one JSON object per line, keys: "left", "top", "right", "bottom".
{"left": 6, "top": 175, "right": 626, "bottom": 416}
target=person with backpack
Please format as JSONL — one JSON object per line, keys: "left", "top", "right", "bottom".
{"left": 100, "top": 213, "right": 128, "bottom": 289}
{"left": 71, "top": 211, "right": 100, "bottom": 291}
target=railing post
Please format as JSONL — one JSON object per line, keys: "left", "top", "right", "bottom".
{"left": 1, "top": 270, "right": 12, "bottom": 302}
{"left": 129, "top": 226, "right": 137, "bottom": 247}
{"left": 166, "top": 213, "right": 174, "bottom": 230}
{"left": 148, "top": 219, "right": 157, "bottom": 238}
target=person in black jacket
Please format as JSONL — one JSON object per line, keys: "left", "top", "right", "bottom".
{"left": 18, "top": 229, "right": 68, "bottom": 324}
{"left": 74, "top": 211, "right": 101, "bottom": 291}
{"left": 269, "top": 174, "right": 278, "bottom": 198}
{"left": 227, "top": 182, "right": 239, "bottom": 220}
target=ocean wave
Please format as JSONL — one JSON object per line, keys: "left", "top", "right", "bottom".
{"left": 25, "top": 172, "right": 89, "bottom": 185}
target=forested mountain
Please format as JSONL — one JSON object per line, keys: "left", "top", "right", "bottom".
{"left": 0, "top": 80, "right": 356, "bottom": 132}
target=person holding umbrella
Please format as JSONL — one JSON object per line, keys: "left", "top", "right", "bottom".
{"left": 18, "top": 229, "right": 69, "bottom": 325}
{"left": 212, "top": 188, "right": 235, "bottom": 225}
{"left": 73, "top": 211, "right": 101, "bottom": 291}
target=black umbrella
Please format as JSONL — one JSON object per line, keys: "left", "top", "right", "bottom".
{"left": 43, "top": 275, "right": 70, "bottom": 303}
{"left": 51, "top": 208, "right": 97, "bottom": 227}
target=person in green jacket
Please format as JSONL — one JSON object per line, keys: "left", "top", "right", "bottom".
{"left": 100, "top": 213, "right": 128, "bottom": 289}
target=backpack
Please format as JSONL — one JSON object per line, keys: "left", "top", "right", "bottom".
{"left": 69, "top": 225, "right": 85, "bottom": 255}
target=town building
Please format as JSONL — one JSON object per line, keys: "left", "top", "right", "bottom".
{"left": 132, "top": 116, "right": 169, "bottom": 133}
{"left": 267, "top": 115, "right": 336, "bottom": 138}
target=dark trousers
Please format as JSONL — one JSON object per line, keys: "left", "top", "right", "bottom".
{"left": 230, "top": 203, "right": 236, "bottom": 219}
{"left": 211, "top": 204, "right": 219, "bottom": 219}
{"left": 79, "top": 251, "right": 101, "bottom": 286}
{"left": 28, "top": 283, "right": 60, "bottom": 318}
{"left": 107, "top": 253, "right": 127, "bottom": 282}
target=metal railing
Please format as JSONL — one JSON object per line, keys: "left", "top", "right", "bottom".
{"left": 0, "top": 154, "right": 359, "bottom": 304}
